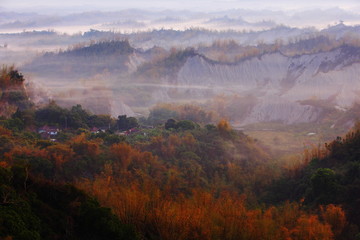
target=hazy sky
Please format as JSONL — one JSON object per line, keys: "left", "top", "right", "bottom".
{"left": 1, "top": 0, "right": 360, "bottom": 13}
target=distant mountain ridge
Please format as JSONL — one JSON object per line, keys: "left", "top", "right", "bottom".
{"left": 1, "top": 7, "right": 360, "bottom": 33}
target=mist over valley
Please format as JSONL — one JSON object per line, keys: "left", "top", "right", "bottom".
{"left": 1, "top": 3, "right": 360, "bottom": 239}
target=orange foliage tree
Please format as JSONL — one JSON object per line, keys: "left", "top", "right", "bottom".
{"left": 77, "top": 169, "right": 338, "bottom": 240}
{"left": 217, "top": 119, "right": 232, "bottom": 132}
{"left": 321, "top": 204, "right": 346, "bottom": 237}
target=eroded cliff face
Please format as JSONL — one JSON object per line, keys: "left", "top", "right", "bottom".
{"left": 164, "top": 45, "right": 360, "bottom": 124}
{"left": 22, "top": 41, "right": 360, "bottom": 124}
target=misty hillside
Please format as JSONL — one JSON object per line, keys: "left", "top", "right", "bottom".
{"left": 23, "top": 40, "right": 135, "bottom": 78}
{"left": 19, "top": 34, "right": 360, "bottom": 128}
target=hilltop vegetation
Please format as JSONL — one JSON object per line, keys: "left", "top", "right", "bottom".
{"left": 60, "top": 40, "right": 134, "bottom": 57}
{"left": 23, "top": 40, "right": 135, "bottom": 79}
{"left": 0, "top": 66, "right": 32, "bottom": 118}
{"left": 134, "top": 47, "right": 197, "bottom": 82}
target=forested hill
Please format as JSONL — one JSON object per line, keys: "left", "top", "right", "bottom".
{"left": 0, "top": 69, "right": 358, "bottom": 239}
{"left": 266, "top": 126, "right": 360, "bottom": 239}
{"left": 0, "top": 68, "right": 139, "bottom": 239}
